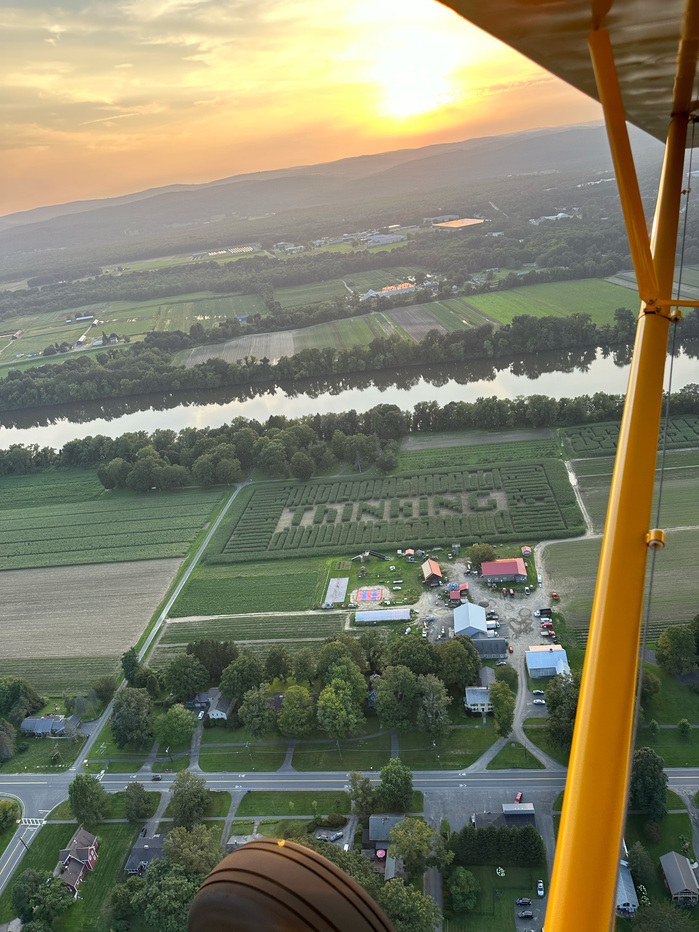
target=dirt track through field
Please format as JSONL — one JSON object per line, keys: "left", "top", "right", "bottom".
{"left": 0, "top": 558, "right": 182, "bottom": 658}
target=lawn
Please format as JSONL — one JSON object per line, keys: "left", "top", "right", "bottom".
{"left": 0, "top": 735, "right": 86, "bottom": 774}
{"left": 398, "top": 726, "right": 498, "bottom": 770}
{"left": 228, "top": 820, "right": 255, "bottom": 834}
{"left": 258, "top": 819, "right": 313, "bottom": 839}
{"left": 464, "top": 279, "right": 630, "bottom": 325}
{"left": 624, "top": 812, "right": 695, "bottom": 905}
{"left": 55, "top": 823, "right": 141, "bottom": 932}
{"left": 0, "top": 823, "right": 76, "bottom": 922}
{"left": 87, "top": 722, "right": 153, "bottom": 763}
{"left": 163, "top": 790, "right": 231, "bottom": 819}
{"left": 198, "top": 743, "right": 287, "bottom": 771}
{"left": 635, "top": 726, "right": 699, "bottom": 767}
{"left": 487, "top": 742, "right": 546, "bottom": 770}
{"left": 642, "top": 664, "right": 699, "bottom": 724}
{"left": 234, "top": 791, "right": 350, "bottom": 817}
{"left": 522, "top": 726, "right": 569, "bottom": 766}
{"left": 291, "top": 735, "right": 391, "bottom": 771}
{"left": 443, "top": 865, "right": 545, "bottom": 931}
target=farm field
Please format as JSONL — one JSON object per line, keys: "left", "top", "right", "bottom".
{"left": 274, "top": 280, "right": 350, "bottom": 307}
{"left": 607, "top": 263, "right": 699, "bottom": 300}
{"left": 407, "top": 298, "right": 482, "bottom": 331}
{"left": 293, "top": 313, "right": 402, "bottom": 352}
{"left": 0, "top": 657, "right": 118, "bottom": 694}
{"left": 542, "top": 526, "right": 699, "bottom": 643}
{"left": 386, "top": 304, "right": 449, "bottom": 340}
{"left": 562, "top": 415, "right": 699, "bottom": 458}
{"left": 0, "top": 482, "right": 222, "bottom": 569}
{"left": 0, "top": 559, "right": 182, "bottom": 671}
{"left": 574, "top": 451, "right": 699, "bottom": 532}
{"left": 398, "top": 437, "right": 560, "bottom": 471}
{"left": 344, "top": 268, "right": 427, "bottom": 292}
{"left": 169, "top": 557, "right": 330, "bottom": 617}
{"left": 196, "top": 461, "right": 584, "bottom": 566}
{"left": 462, "top": 278, "right": 631, "bottom": 325}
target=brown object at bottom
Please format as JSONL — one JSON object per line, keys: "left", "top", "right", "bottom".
{"left": 188, "top": 839, "right": 396, "bottom": 932}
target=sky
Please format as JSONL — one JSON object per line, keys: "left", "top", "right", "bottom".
{"left": 1, "top": 0, "right": 603, "bottom": 216}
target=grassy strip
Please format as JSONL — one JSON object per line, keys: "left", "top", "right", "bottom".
{"left": 522, "top": 728, "right": 570, "bottom": 767}
{"left": 486, "top": 742, "right": 546, "bottom": 770}
{"left": 398, "top": 727, "right": 498, "bottom": 771}
{"left": 291, "top": 735, "right": 391, "bottom": 772}
{"left": 199, "top": 744, "right": 287, "bottom": 772}
{"left": 234, "top": 791, "right": 350, "bottom": 817}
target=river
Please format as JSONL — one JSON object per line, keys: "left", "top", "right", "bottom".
{"left": 0, "top": 345, "right": 695, "bottom": 448}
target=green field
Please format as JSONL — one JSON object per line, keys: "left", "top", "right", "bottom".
{"left": 635, "top": 726, "right": 699, "bottom": 767}
{"left": 198, "top": 743, "right": 287, "bottom": 771}
{"left": 275, "top": 280, "right": 350, "bottom": 307}
{"left": 234, "top": 791, "right": 350, "bottom": 817}
{"left": 423, "top": 297, "right": 491, "bottom": 329}
{"left": 0, "top": 657, "right": 118, "bottom": 694}
{"left": 0, "top": 478, "right": 222, "bottom": 569}
{"left": 193, "top": 461, "right": 583, "bottom": 568}
{"left": 294, "top": 313, "right": 402, "bottom": 351}
{"left": 344, "top": 268, "right": 427, "bottom": 292}
{"left": 169, "top": 557, "right": 329, "bottom": 616}
{"left": 0, "top": 823, "right": 76, "bottom": 922}
{"left": 159, "top": 612, "right": 347, "bottom": 646}
{"left": 463, "top": 279, "right": 631, "bottom": 325}
{"left": 563, "top": 416, "right": 699, "bottom": 458}
{"left": 398, "top": 438, "right": 560, "bottom": 471}
{"left": 542, "top": 527, "right": 699, "bottom": 643}
{"left": 397, "top": 726, "right": 498, "bottom": 770}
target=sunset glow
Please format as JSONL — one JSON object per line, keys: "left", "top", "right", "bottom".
{"left": 0, "top": 0, "right": 603, "bottom": 214}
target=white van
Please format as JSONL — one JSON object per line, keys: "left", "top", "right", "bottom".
{"left": 393, "top": 586, "right": 402, "bottom": 591}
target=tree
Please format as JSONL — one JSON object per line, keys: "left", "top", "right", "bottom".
{"left": 489, "top": 680, "right": 515, "bottom": 737}
{"left": 131, "top": 860, "right": 202, "bottom": 932}
{"left": 359, "top": 630, "right": 385, "bottom": 674}
{"left": 169, "top": 770, "right": 210, "bottom": 830}
{"left": 448, "top": 866, "right": 481, "bottom": 911}
{"left": 31, "top": 879, "right": 73, "bottom": 926}
{"left": 164, "top": 654, "right": 209, "bottom": 702}
{"left": 649, "top": 719, "right": 659, "bottom": 738}
{"left": 656, "top": 625, "right": 697, "bottom": 675}
{"left": 289, "top": 451, "right": 314, "bottom": 481}
{"left": 627, "top": 840, "right": 656, "bottom": 888}
{"left": 378, "top": 879, "right": 442, "bottom": 932}
{"left": 640, "top": 669, "right": 661, "bottom": 705}
{"left": 386, "top": 636, "right": 437, "bottom": 676}
{"left": 348, "top": 771, "right": 376, "bottom": 820}
{"left": 277, "top": 685, "right": 315, "bottom": 738}
{"left": 121, "top": 647, "right": 140, "bottom": 684}
{"left": 630, "top": 746, "right": 668, "bottom": 821}
{"left": 0, "top": 798, "right": 20, "bottom": 830}
{"left": 68, "top": 773, "right": 108, "bottom": 825}
{"left": 220, "top": 654, "right": 264, "bottom": 703}
{"left": 264, "top": 645, "right": 292, "bottom": 683}
{"left": 0, "top": 719, "right": 16, "bottom": 761}
{"left": 317, "top": 682, "right": 364, "bottom": 739}
{"left": 389, "top": 818, "right": 453, "bottom": 882}
{"left": 0, "top": 676, "right": 44, "bottom": 726}
{"left": 494, "top": 664, "right": 518, "bottom": 694}
{"left": 633, "top": 901, "right": 696, "bottom": 932}
{"left": 13, "top": 869, "right": 48, "bottom": 921}
{"left": 111, "top": 688, "right": 153, "bottom": 749}
{"left": 436, "top": 638, "right": 479, "bottom": 690}
{"left": 546, "top": 671, "right": 581, "bottom": 749}
{"left": 416, "top": 674, "right": 452, "bottom": 740}
{"left": 464, "top": 543, "right": 497, "bottom": 570}
{"left": 293, "top": 648, "right": 317, "bottom": 686}
{"left": 186, "top": 639, "right": 238, "bottom": 684}
{"left": 163, "top": 824, "right": 224, "bottom": 875}
{"left": 91, "top": 674, "right": 118, "bottom": 703}
{"left": 155, "top": 703, "right": 199, "bottom": 749}
{"left": 316, "top": 642, "right": 355, "bottom": 683}
{"left": 238, "top": 686, "right": 275, "bottom": 738}
{"left": 377, "top": 758, "right": 413, "bottom": 812}
{"left": 125, "top": 781, "right": 152, "bottom": 823}
{"left": 374, "top": 665, "right": 418, "bottom": 731}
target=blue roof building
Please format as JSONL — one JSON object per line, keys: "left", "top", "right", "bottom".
{"left": 525, "top": 646, "right": 571, "bottom": 678}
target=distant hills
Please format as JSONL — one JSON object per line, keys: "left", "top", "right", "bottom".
{"left": 0, "top": 122, "right": 663, "bottom": 268}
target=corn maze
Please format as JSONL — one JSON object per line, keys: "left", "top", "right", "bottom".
{"left": 562, "top": 415, "right": 699, "bottom": 458}
{"left": 206, "top": 461, "right": 584, "bottom": 563}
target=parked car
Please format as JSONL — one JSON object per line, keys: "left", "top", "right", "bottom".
{"left": 139, "top": 827, "right": 147, "bottom": 837}
{"left": 515, "top": 898, "right": 531, "bottom": 906}
{"left": 552, "top": 591, "right": 559, "bottom": 600}
{"left": 532, "top": 689, "right": 545, "bottom": 696}
{"left": 508, "top": 645, "right": 514, "bottom": 653}
{"left": 518, "top": 910, "right": 534, "bottom": 919}
{"left": 422, "top": 628, "right": 428, "bottom": 638}
{"left": 496, "top": 660, "right": 507, "bottom": 667}
{"left": 151, "top": 774, "right": 162, "bottom": 781}
{"left": 533, "top": 698, "right": 546, "bottom": 705}
{"left": 329, "top": 832, "right": 344, "bottom": 842}
{"left": 514, "top": 792, "right": 523, "bottom": 803}
{"left": 537, "top": 880, "right": 545, "bottom": 897}
{"left": 534, "top": 610, "right": 541, "bottom": 617}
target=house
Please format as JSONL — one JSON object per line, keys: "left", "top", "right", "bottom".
{"left": 525, "top": 645, "right": 571, "bottom": 678}
{"left": 453, "top": 603, "right": 487, "bottom": 639}
{"left": 421, "top": 559, "right": 442, "bottom": 585}
{"left": 480, "top": 558, "right": 527, "bottom": 583}
{"left": 660, "top": 851, "right": 699, "bottom": 906}
{"left": 449, "top": 590, "right": 462, "bottom": 603}
{"left": 465, "top": 687, "right": 492, "bottom": 713}
{"left": 616, "top": 844, "right": 639, "bottom": 918}
{"left": 21, "top": 715, "right": 67, "bottom": 736}
{"left": 501, "top": 803, "right": 536, "bottom": 826}
{"left": 125, "top": 833, "right": 166, "bottom": 876}
{"left": 207, "top": 687, "right": 233, "bottom": 721}
{"left": 521, "top": 546, "right": 532, "bottom": 558}
{"left": 478, "top": 666, "right": 495, "bottom": 688}
{"left": 59, "top": 827, "right": 99, "bottom": 893}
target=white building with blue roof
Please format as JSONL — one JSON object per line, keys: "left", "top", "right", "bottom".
{"left": 525, "top": 645, "right": 571, "bottom": 678}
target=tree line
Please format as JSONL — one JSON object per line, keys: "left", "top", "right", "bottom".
{"left": 2, "top": 307, "right": 699, "bottom": 414}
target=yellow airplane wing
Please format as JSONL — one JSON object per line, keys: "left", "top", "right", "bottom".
{"left": 440, "top": 0, "right": 694, "bottom": 145}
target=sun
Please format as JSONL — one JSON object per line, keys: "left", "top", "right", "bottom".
{"left": 372, "top": 42, "right": 461, "bottom": 120}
